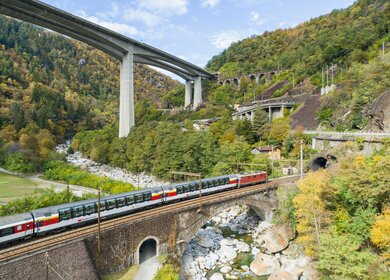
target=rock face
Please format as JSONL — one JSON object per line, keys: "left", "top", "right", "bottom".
{"left": 181, "top": 205, "right": 315, "bottom": 280}
{"left": 366, "top": 90, "right": 390, "bottom": 132}
{"left": 250, "top": 253, "right": 280, "bottom": 276}
{"left": 260, "top": 224, "right": 295, "bottom": 253}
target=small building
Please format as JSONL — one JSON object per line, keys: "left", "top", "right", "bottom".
{"left": 282, "top": 165, "right": 299, "bottom": 175}
{"left": 251, "top": 146, "right": 281, "bottom": 160}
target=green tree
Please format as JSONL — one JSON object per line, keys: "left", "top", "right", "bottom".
{"left": 318, "top": 229, "right": 378, "bottom": 280}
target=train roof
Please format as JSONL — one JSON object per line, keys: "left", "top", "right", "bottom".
{"left": 31, "top": 186, "right": 164, "bottom": 216}
{"left": 0, "top": 212, "right": 33, "bottom": 227}
{"left": 164, "top": 175, "right": 236, "bottom": 189}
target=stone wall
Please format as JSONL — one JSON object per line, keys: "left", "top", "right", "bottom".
{"left": 0, "top": 240, "right": 99, "bottom": 280}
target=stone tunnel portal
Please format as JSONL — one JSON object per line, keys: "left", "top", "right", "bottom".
{"left": 139, "top": 238, "right": 157, "bottom": 264}
{"left": 311, "top": 157, "right": 328, "bottom": 171}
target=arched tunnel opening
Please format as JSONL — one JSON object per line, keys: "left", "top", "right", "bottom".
{"left": 139, "top": 239, "right": 157, "bottom": 264}
{"left": 311, "top": 157, "right": 328, "bottom": 171}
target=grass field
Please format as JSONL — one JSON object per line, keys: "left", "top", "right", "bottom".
{"left": 0, "top": 172, "right": 38, "bottom": 203}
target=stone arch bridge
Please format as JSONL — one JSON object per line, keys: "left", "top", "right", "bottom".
{"left": 0, "top": 177, "right": 298, "bottom": 279}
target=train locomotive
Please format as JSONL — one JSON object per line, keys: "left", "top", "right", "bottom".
{"left": 0, "top": 171, "right": 267, "bottom": 245}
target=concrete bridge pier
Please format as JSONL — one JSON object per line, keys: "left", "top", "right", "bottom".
{"left": 119, "top": 51, "right": 135, "bottom": 138}
{"left": 193, "top": 76, "right": 202, "bottom": 109}
{"left": 185, "top": 80, "right": 192, "bottom": 108}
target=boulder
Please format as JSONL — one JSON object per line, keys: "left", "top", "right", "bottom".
{"left": 236, "top": 241, "right": 250, "bottom": 252}
{"left": 210, "top": 272, "right": 224, "bottom": 280}
{"left": 197, "top": 234, "right": 214, "bottom": 248}
{"left": 220, "top": 265, "right": 232, "bottom": 273}
{"left": 261, "top": 224, "right": 295, "bottom": 253}
{"left": 219, "top": 245, "right": 237, "bottom": 263}
{"left": 300, "top": 263, "right": 320, "bottom": 280}
{"left": 220, "top": 238, "right": 235, "bottom": 246}
{"left": 250, "top": 253, "right": 280, "bottom": 276}
{"left": 268, "top": 270, "right": 298, "bottom": 280}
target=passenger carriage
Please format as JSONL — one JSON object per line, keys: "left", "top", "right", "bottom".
{"left": 0, "top": 213, "right": 34, "bottom": 244}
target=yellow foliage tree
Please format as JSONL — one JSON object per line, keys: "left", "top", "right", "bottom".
{"left": 293, "top": 170, "right": 331, "bottom": 258}
{"left": 371, "top": 207, "right": 390, "bottom": 259}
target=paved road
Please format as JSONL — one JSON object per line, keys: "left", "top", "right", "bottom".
{"left": 134, "top": 256, "right": 161, "bottom": 280}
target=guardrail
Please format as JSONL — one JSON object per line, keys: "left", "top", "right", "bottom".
{"left": 303, "top": 131, "right": 390, "bottom": 138}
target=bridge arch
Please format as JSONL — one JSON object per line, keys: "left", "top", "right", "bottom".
{"left": 233, "top": 78, "right": 239, "bottom": 86}
{"left": 136, "top": 236, "right": 160, "bottom": 265}
{"left": 176, "top": 191, "right": 276, "bottom": 257}
{"left": 224, "top": 79, "right": 231, "bottom": 85}
{"left": 249, "top": 74, "right": 257, "bottom": 83}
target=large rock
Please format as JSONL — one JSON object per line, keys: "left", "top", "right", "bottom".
{"left": 260, "top": 224, "right": 295, "bottom": 253}
{"left": 218, "top": 245, "right": 237, "bottom": 263}
{"left": 250, "top": 253, "right": 280, "bottom": 276}
{"left": 210, "top": 272, "right": 224, "bottom": 280}
{"left": 268, "top": 270, "right": 298, "bottom": 280}
{"left": 220, "top": 265, "right": 232, "bottom": 273}
{"left": 197, "top": 233, "right": 215, "bottom": 248}
{"left": 236, "top": 241, "right": 250, "bottom": 252}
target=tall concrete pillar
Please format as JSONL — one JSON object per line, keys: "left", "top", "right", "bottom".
{"left": 119, "top": 51, "right": 134, "bottom": 138}
{"left": 193, "top": 76, "right": 202, "bottom": 109}
{"left": 185, "top": 80, "right": 192, "bottom": 108}
{"left": 268, "top": 106, "right": 272, "bottom": 122}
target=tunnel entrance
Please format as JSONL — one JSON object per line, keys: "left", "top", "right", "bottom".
{"left": 139, "top": 239, "right": 157, "bottom": 264}
{"left": 311, "top": 157, "right": 328, "bottom": 171}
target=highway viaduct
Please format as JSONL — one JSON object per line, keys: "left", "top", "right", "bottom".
{"left": 0, "top": 0, "right": 216, "bottom": 137}
{"left": 0, "top": 176, "right": 299, "bottom": 279}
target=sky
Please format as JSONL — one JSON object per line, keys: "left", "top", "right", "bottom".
{"left": 42, "top": 0, "right": 355, "bottom": 80}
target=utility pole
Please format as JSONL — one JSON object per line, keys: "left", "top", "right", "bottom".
{"left": 271, "top": 146, "right": 274, "bottom": 179}
{"left": 292, "top": 73, "right": 295, "bottom": 89}
{"left": 326, "top": 65, "right": 329, "bottom": 87}
{"left": 300, "top": 139, "right": 303, "bottom": 180}
{"left": 331, "top": 63, "right": 334, "bottom": 85}
{"left": 45, "top": 252, "right": 49, "bottom": 280}
{"left": 97, "top": 185, "right": 101, "bottom": 255}
{"left": 383, "top": 41, "right": 385, "bottom": 62}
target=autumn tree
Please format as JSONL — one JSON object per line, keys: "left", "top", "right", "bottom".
{"left": 293, "top": 170, "right": 332, "bottom": 258}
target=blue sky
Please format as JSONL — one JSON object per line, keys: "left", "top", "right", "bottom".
{"left": 43, "top": 0, "right": 355, "bottom": 79}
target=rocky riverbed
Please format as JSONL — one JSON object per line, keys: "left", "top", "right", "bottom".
{"left": 56, "top": 143, "right": 167, "bottom": 189}
{"left": 182, "top": 205, "right": 318, "bottom": 280}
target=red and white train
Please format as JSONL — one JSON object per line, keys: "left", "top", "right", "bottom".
{"left": 0, "top": 171, "right": 267, "bottom": 245}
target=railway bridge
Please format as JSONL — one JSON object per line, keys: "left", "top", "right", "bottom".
{"left": 0, "top": 0, "right": 215, "bottom": 137}
{"left": 0, "top": 176, "right": 299, "bottom": 279}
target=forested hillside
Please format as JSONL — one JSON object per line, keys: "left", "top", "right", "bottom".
{"left": 207, "top": 0, "right": 389, "bottom": 77}
{"left": 0, "top": 16, "right": 180, "bottom": 172}
{"left": 206, "top": 0, "right": 390, "bottom": 131}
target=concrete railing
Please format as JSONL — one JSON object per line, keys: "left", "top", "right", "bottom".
{"left": 303, "top": 131, "right": 390, "bottom": 138}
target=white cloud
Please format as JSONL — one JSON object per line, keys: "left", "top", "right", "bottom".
{"left": 123, "top": 8, "right": 161, "bottom": 27}
{"left": 135, "top": 0, "right": 189, "bottom": 15}
{"left": 212, "top": 30, "right": 246, "bottom": 49}
{"left": 77, "top": 11, "right": 143, "bottom": 37}
{"left": 249, "top": 12, "right": 265, "bottom": 26}
{"left": 201, "top": 0, "right": 220, "bottom": 9}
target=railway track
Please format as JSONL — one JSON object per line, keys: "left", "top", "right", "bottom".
{"left": 0, "top": 176, "right": 299, "bottom": 262}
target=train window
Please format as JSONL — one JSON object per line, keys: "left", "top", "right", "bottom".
{"left": 44, "top": 212, "right": 51, "bottom": 217}
{"left": 96, "top": 201, "right": 106, "bottom": 211}
{"left": 190, "top": 184, "right": 196, "bottom": 191}
{"left": 72, "top": 206, "right": 84, "bottom": 217}
{"left": 117, "top": 197, "right": 125, "bottom": 207}
{"left": 16, "top": 225, "right": 22, "bottom": 231}
{"left": 126, "top": 195, "right": 134, "bottom": 205}
{"left": 84, "top": 203, "right": 96, "bottom": 215}
{"left": 176, "top": 186, "right": 183, "bottom": 194}
{"left": 59, "top": 208, "right": 72, "bottom": 221}
{"left": 0, "top": 227, "right": 14, "bottom": 237}
{"left": 135, "top": 194, "right": 143, "bottom": 203}
{"left": 183, "top": 185, "right": 190, "bottom": 193}
{"left": 107, "top": 199, "right": 116, "bottom": 209}
{"left": 143, "top": 192, "right": 151, "bottom": 201}
{"left": 202, "top": 182, "right": 207, "bottom": 189}
{"left": 225, "top": 178, "right": 230, "bottom": 184}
